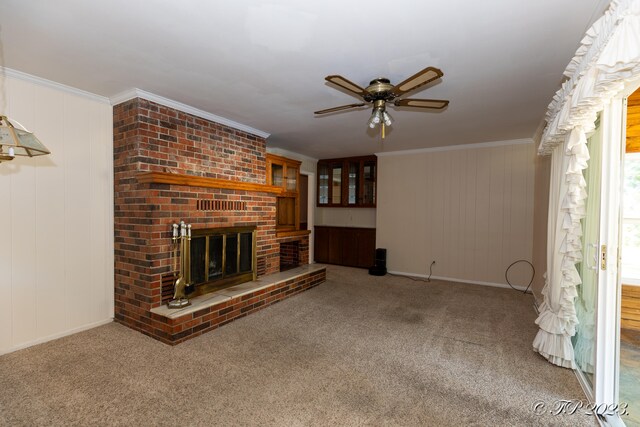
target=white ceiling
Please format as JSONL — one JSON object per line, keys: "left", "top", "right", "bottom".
{"left": 0, "top": 0, "right": 609, "bottom": 158}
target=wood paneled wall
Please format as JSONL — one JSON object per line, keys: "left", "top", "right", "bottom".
{"left": 0, "top": 71, "right": 113, "bottom": 354}
{"left": 627, "top": 89, "right": 640, "bottom": 153}
{"left": 622, "top": 285, "right": 640, "bottom": 331}
{"left": 621, "top": 89, "right": 640, "bottom": 331}
{"left": 376, "top": 141, "right": 535, "bottom": 287}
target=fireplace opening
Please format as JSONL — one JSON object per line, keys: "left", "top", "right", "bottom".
{"left": 280, "top": 241, "right": 300, "bottom": 272}
{"left": 187, "top": 226, "right": 256, "bottom": 297}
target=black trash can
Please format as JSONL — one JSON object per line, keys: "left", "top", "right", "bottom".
{"left": 369, "top": 248, "right": 387, "bottom": 276}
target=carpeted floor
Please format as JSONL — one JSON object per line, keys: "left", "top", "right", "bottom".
{"left": 0, "top": 265, "right": 596, "bottom": 426}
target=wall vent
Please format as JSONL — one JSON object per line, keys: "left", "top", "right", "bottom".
{"left": 196, "top": 199, "right": 247, "bottom": 211}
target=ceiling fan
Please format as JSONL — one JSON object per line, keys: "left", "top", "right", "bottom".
{"left": 314, "top": 66, "right": 449, "bottom": 139}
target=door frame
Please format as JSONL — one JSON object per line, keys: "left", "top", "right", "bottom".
{"left": 594, "top": 80, "right": 640, "bottom": 426}
{"left": 594, "top": 96, "right": 624, "bottom": 407}
{"left": 302, "top": 171, "right": 315, "bottom": 263}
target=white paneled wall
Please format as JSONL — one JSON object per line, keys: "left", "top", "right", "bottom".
{"left": 377, "top": 141, "right": 535, "bottom": 287}
{"left": 0, "top": 70, "right": 113, "bottom": 354}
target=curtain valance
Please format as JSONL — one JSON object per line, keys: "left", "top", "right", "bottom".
{"left": 539, "top": 0, "right": 640, "bottom": 155}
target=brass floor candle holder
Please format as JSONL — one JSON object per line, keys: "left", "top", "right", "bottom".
{"left": 168, "top": 221, "right": 192, "bottom": 309}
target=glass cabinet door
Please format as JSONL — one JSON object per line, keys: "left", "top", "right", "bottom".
{"left": 348, "top": 162, "right": 360, "bottom": 205}
{"left": 318, "top": 163, "right": 329, "bottom": 204}
{"left": 286, "top": 166, "right": 298, "bottom": 192}
{"left": 363, "top": 161, "right": 376, "bottom": 205}
{"left": 271, "top": 163, "right": 283, "bottom": 187}
{"left": 332, "top": 165, "right": 342, "bottom": 205}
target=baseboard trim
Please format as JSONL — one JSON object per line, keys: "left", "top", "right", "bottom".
{"left": 0, "top": 318, "right": 114, "bottom": 356}
{"left": 387, "top": 270, "right": 531, "bottom": 293}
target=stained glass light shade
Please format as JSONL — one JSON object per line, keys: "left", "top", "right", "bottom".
{"left": 0, "top": 115, "right": 50, "bottom": 162}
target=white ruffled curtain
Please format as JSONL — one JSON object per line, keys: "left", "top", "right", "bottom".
{"left": 534, "top": 129, "right": 588, "bottom": 368}
{"left": 534, "top": 0, "right": 640, "bottom": 368}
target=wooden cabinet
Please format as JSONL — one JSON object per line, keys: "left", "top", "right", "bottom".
{"left": 317, "top": 155, "right": 376, "bottom": 207}
{"left": 314, "top": 226, "right": 376, "bottom": 268}
{"left": 267, "top": 154, "right": 301, "bottom": 231}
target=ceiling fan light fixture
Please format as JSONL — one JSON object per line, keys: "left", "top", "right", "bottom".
{"left": 368, "top": 108, "right": 383, "bottom": 128}
{"left": 382, "top": 110, "right": 393, "bottom": 126}
{"left": 367, "top": 115, "right": 377, "bottom": 129}
{"left": 372, "top": 108, "right": 382, "bottom": 124}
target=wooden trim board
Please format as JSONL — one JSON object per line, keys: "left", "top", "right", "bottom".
{"left": 137, "top": 171, "right": 283, "bottom": 194}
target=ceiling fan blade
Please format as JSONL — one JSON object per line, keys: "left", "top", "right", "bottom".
{"left": 394, "top": 99, "right": 449, "bottom": 109}
{"left": 390, "top": 67, "right": 443, "bottom": 97}
{"left": 325, "top": 75, "right": 367, "bottom": 97}
{"left": 314, "top": 103, "right": 366, "bottom": 115}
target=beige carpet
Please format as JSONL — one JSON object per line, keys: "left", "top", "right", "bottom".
{"left": 0, "top": 265, "right": 596, "bottom": 426}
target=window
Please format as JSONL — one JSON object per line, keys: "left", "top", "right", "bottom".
{"left": 622, "top": 152, "right": 640, "bottom": 284}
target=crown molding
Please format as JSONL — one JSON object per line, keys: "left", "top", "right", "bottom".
{"left": 1, "top": 67, "right": 110, "bottom": 104}
{"left": 375, "top": 138, "right": 533, "bottom": 157}
{"left": 110, "top": 88, "right": 270, "bottom": 139}
{"left": 266, "top": 146, "right": 318, "bottom": 163}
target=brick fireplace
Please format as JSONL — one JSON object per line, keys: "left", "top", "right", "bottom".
{"left": 113, "top": 97, "right": 323, "bottom": 344}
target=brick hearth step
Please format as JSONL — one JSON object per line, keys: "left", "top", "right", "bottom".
{"left": 146, "top": 264, "right": 327, "bottom": 344}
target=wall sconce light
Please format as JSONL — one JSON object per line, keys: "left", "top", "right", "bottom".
{"left": 0, "top": 115, "right": 51, "bottom": 163}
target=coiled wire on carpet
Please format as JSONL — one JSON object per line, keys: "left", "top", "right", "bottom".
{"left": 387, "top": 261, "right": 435, "bottom": 283}
{"left": 505, "top": 259, "right": 535, "bottom": 294}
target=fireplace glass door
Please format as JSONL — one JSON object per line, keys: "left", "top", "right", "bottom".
{"left": 188, "top": 227, "right": 256, "bottom": 296}
{"left": 208, "top": 235, "right": 223, "bottom": 280}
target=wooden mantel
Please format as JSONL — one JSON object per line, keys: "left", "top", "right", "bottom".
{"left": 137, "top": 171, "right": 284, "bottom": 194}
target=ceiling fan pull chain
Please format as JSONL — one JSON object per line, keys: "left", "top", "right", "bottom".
{"left": 382, "top": 122, "right": 385, "bottom": 139}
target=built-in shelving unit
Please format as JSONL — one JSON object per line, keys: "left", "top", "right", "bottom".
{"left": 266, "top": 154, "right": 302, "bottom": 231}
{"left": 317, "top": 155, "right": 376, "bottom": 207}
